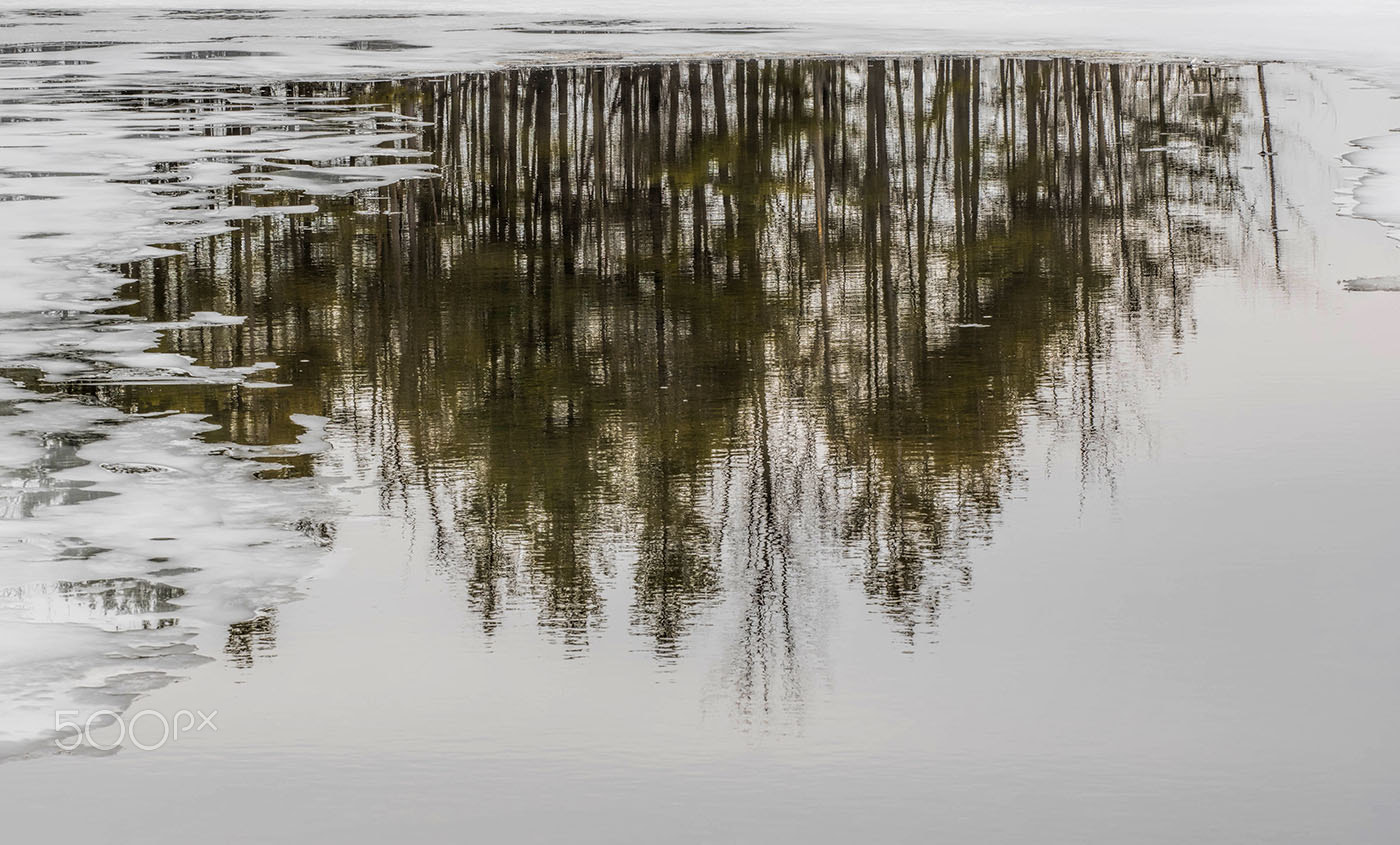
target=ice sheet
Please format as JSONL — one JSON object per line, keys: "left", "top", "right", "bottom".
{"left": 0, "top": 379, "right": 335, "bottom": 757}
{"left": 0, "top": 4, "right": 1394, "bottom": 238}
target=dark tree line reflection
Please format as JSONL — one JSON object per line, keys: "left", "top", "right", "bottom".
{"left": 110, "top": 58, "right": 1246, "bottom": 677}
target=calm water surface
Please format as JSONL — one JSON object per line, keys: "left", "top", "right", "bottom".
{"left": 2, "top": 58, "right": 1399, "bottom": 842}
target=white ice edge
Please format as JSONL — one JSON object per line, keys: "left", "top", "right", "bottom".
{"left": 0, "top": 3, "right": 1393, "bottom": 246}
{"left": 0, "top": 382, "right": 337, "bottom": 758}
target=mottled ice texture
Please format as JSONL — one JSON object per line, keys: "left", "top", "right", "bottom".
{"left": 0, "top": 381, "right": 335, "bottom": 757}
{"left": 0, "top": 3, "right": 1394, "bottom": 235}
{"left": 0, "top": 16, "right": 459, "bottom": 757}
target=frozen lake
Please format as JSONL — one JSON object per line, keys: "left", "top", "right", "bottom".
{"left": 1, "top": 7, "right": 1399, "bottom": 842}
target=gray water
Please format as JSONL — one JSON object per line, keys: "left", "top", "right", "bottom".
{"left": 1, "top": 55, "right": 1399, "bottom": 843}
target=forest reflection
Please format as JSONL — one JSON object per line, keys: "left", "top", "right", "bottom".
{"left": 109, "top": 57, "right": 1245, "bottom": 670}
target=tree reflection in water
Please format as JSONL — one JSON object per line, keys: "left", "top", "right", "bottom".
{"left": 108, "top": 58, "right": 1245, "bottom": 709}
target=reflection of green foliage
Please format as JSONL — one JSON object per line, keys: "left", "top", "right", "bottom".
{"left": 116, "top": 58, "right": 1245, "bottom": 652}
